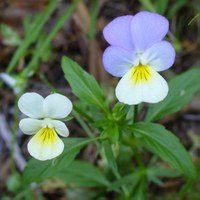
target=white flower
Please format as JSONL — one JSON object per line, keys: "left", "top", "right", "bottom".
{"left": 18, "top": 92, "right": 73, "bottom": 161}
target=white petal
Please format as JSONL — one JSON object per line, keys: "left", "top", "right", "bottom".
{"left": 43, "top": 93, "right": 73, "bottom": 119}
{"left": 115, "top": 68, "right": 168, "bottom": 105}
{"left": 51, "top": 120, "right": 69, "bottom": 137}
{"left": 18, "top": 93, "right": 44, "bottom": 118}
{"left": 19, "top": 118, "right": 43, "bottom": 135}
{"left": 27, "top": 128, "right": 64, "bottom": 161}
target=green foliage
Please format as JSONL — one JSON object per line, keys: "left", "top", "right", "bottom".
{"left": 145, "top": 68, "right": 200, "bottom": 122}
{"left": 167, "top": 0, "right": 186, "bottom": 19}
{"left": 101, "top": 123, "right": 119, "bottom": 143}
{"left": 6, "top": 0, "right": 58, "bottom": 74}
{"left": 139, "top": 0, "right": 187, "bottom": 18}
{"left": 21, "top": 0, "right": 80, "bottom": 76}
{"left": 147, "top": 166, "right": 181, "bottom": 186}
{"left": 6, "top": 173, "right": 21, "bottom": 193}
{"left": 128, "top": 122, "right": 196, "bottom": 179}
{"left": 155, "top": 0, "right": 169, "bottom": 15}
{"left": 22, "top": 138, "right": 98, "bottom": 184}
{"left": 0, "top": 24, "right": 22, "bottom": 46}
{"left": 88, "top": 0, "right": 99, "bottom": 39}
{"left": 103, "top": 140, "right": 118, "bottom": 175}
{"left": 62, "top": 56, "right": 108, "bottom": 112}
{"left": 4, "top": 0, "right": 200, "bottom": 198}
{"left": 138, "top": 0, "right": 156, "bottom": 12}
{"left": 131, "top": 178, "right": 147, "bottom": 200}
{"left": 57, "top": 160, "right": 110, "bottom": 187}
{"left": 108, "top": 172, "right": 140, "bottom": 191}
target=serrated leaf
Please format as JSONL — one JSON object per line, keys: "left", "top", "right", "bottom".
{"left": 61, "top": 56, "right": 107, "bottom": 111}
{"left": 145, "top": 68, "right": 200, "bottom": 122}
{"left": 22, "top": 138, "right": 97, "bottom": 184}
{"left": 57, "top": 161, "right": 110, "bottom": 187}
{"left": 128, "top": 123, "right": 196, "bottom": 179}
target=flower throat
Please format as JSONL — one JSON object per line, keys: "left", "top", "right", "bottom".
{"left": 130, "top": 64, "right": 151, "bottom": 84}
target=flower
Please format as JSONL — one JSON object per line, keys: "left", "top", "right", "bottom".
{"left": 18, "top": 92, "right": 73, "bottom": 161}
{"left": 102, "top": 11, "right": 175, "bottom": 105}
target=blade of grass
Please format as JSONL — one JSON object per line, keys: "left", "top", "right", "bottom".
{"left": 6, "top": 0, "right": 58, "bottom": 74}
{"left": 87, "top": 0, "right": 99, "bottom": 39}
{"left": 138, "top": 0, "right": 156, "bottom": 12}
{"left": 21, "top": 0, "right": 81, "bottom": 77}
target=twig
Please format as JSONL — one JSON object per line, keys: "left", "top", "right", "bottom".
{"left": 0, "top": 114, "right": 26, "bottom": 171}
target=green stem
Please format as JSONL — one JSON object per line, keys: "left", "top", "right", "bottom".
{"left": 103, "top": 140, "right": 130, "bottom": 197}
{"left": 38, "top": 72, "right": 59, "bottom": 92}
{"left": 178, "top": 179, "right": 193, "bottom": 198}
{"left": 73, "top": 104, "right": 94, "bottom": 123}
{"left": 73, "top": 110, "right": 101, "bottom": 149}
{"left": 73, "top": 110, "right": 94, "bottom": 138}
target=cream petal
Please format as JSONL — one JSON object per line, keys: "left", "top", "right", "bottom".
{"left": 18, "top": 93, "right": 44, "bottom": 118}
{"left": 115, "top": 68, "right": 168, "bottom": 105}
{"left": 51, "top": 120, "right": 69, "bottom": 137}
{"left": 27, "top": 128, "right": 64, "bottom": 161}
{"left": 19, "top": 118, "right": 43, "bottom": 135}
{"left": 43, "top": 93, "right": 73, "bottom": 119}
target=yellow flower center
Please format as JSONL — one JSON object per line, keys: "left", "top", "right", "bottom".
{"left": 36, "top": 127, "right": 57, "bottom": 144}
{"left": 130, "top": 64, "right": 151, "bottom": 84}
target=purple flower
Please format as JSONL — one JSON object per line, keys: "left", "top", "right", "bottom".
{"left": 102, "top": 11, "right": 175, "bottom": 105}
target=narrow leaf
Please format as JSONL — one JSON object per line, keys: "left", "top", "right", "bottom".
{"left": 22, "top": 138, "right": 97, "bottom": 184}
{"left": 7, "top": 0, "right": 58, "bottom": 73}
{"left": 57, "top": 161, "right": 110, "bottom": 187}
{"left": 128, "top": 123, "right": 196, "bottom": 179}
{"left": 108, "top": 172, "right": 140, "bottom": 191}
{"left": 103, "top": 140, "right": 118, "bottom": 175}
{"left": 62, "top": 56, "right": 107, "bottom": 111}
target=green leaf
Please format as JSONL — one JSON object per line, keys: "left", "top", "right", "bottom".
{"left": 147, "top": 166, "right": 181, "bottom": 186}
{"left": 145, "top": 68, "right": 200, "bottom": 122}
{"left": 7, "top": 0, "right": 58, "bottom": 73}
{"left": 108, "top": 172, "right": 140, "bottom": 191}
{"left": 22, "top": 0, "right": 80, "bottom": 76}
{"left": 147, "top": 166, "right": 181, "bottom": 178}
{"left": 103, "top": 140, "right": 118, "bottom": 175}
{"left": 128, "top": 122, "right": 196, "bottom": 179}
{"left": 57, "top": 160, "right": 110, "bottom": 187}
{"left": 0, "top": 24, "right": 22, "bottom": 46}
{"left": 22, "top": 138, "right": 98, "bottom": 184}
{"left": 132, "top": 177, "right": 147, "bottom": 200}
{"left": 138, "top": 0, "right": 156, "bottom": 12}
{"left": 167, "top": 0, "right": 186, "bottom": 19}
{"left": 87, "top": 0, "right": 98, "bottom": 39}
{"left": 62, "top": 56, "right": 107, "bottom": 111}
{"left": 101, "top": 123, "right": 119, "bottom": 143}
{"left": 156, "top": 0, "right": 168, "bottom": 14}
